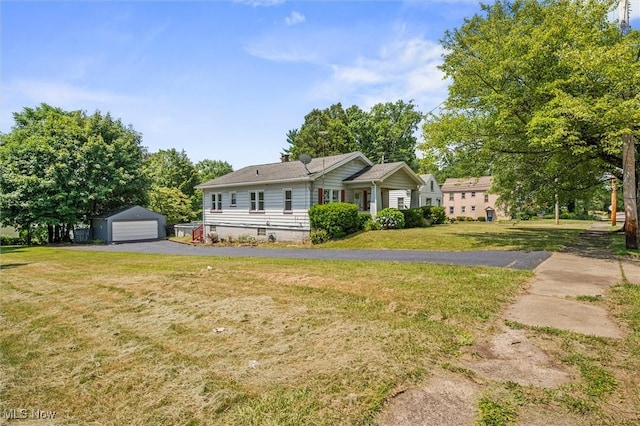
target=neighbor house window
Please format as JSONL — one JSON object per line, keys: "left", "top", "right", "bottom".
{"left": 461, "top": 206, "right": 466, "bottom": 213}
{"left": 449, "top": 206, "right": 454, "bottom": 215}
{"left": 471, "top": 191, "right": 476, "bottom": 197}
{"left": 471, "top": 205, "right": 476, "bottom": 212}
{"left": 430, "top": 181, "right": 434, "bottom": 192}
{"left": 461, "top": 192, "right": 466, "bottom": 199}
{"left": 484, "top": 194, "right": 489, "bottom": 202}
{"left": 323, "top": 189, "right": 339, "bottom": 204}
{"left": 283, "top": 189, "right": 292, "bottom": 212}
{"left": 449, "top": 193, "right": 454, "bottom": 201}
{"left": 230, "top": 191, "right": 237, "bottom": 207}
{"left": 250, "top": 190, "right": 264, "bottom": 211}
{"left": 211, "top": 193, "right": 222, "bottom": 211}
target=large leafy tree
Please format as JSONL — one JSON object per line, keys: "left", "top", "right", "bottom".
{"left": 283, "top": 100, "right": 423, "bottom": 168}
{"left": 144, "top": 148, "right": 198, "bottom": 197}
{"left": 0, "top": 104, "right": 149, "bottom": 242}
{"left": 420, "top": 0, "right": 639, "bottom": 244}
{"left": 195, "top": 159, "right": 233, "bottom": 183}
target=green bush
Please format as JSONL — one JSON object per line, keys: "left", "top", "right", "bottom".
{"left": 358, "top": 212, "right": 372, "bottom": 230}
{"left": 364, "top": 219, "right": 381, "bottom": 231}
{"left": 308, "top": 202, "right": 360, "bottom": 239}
{"left": 477, "top": 216, "right": 486, "bottom": 222}
{"left": 465, "top": 216, "right": 475, "bottom": 222}
{"left": 375, "top": 208, "right": 405, "bottom": 229}
{"left": 429, "top": 206, "right": 446, "bottom": 224}
{"left": 309, "top": 229, "right": 330, "bottom": 244}
{"left": 401, "top": 208, "right": 424, "bottom": 228}
{"left": 456, "top": 216, "right": 467, "bottom": 222}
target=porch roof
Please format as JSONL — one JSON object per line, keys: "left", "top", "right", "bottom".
{"left": 343, "top": 162, "right": 424, "bottom": 187}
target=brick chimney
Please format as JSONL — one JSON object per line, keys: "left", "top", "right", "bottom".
{"left": 281, "top": 154, "right": 290, "bottom": 162}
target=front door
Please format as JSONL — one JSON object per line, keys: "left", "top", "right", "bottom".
{"left": 486, "top": 209, "right": 494, "bottom": 222}
{"left": 354, "top": 191, "right": 363, "bottom": 211}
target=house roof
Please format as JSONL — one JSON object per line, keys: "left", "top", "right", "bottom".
{"left": 441, "top": 176, "right": 493, "bottom": 192}
{"left": 196, "top": 152, "right": 372, "bottom": 189}
{"left": 343, "top": 162, "right": 424, "bottom": 186}
{"left": 92, "top": 205, "right": 165, "bottom": 220}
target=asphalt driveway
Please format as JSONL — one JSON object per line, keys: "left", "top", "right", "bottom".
{"left": 69, "top": 240, "right": 550, "bottom": 270}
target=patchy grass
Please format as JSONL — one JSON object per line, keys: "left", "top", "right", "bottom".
{"left": 319, "top": 220, "right": 593, "bottom": 251}
{"left": 0, "top": 247, "right": 531, "bottom": 425}
{"left": 477, "top": 283, "right": 640, "bottom": 425}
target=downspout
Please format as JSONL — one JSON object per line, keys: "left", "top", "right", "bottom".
{"left": 370, "top": 181, "right": 377, "bottom": 216}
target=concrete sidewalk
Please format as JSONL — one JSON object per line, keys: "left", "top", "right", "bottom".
{"left": 505, "top": 223, "right": 640, "bottom": 338}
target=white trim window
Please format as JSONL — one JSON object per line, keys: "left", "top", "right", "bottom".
{"left": 323, "top": 189, "right": 339, "bottom": 204}
{"left": 250, "top": 190, "right": 264, "bottom": 211}
{"left": 229, "top": 191, "right": 237, "bottom": 207}
{"left": 461, "top": 206, "right": 466, "bottom": 213}
{"left": 449, "top": 206, "right": 454, "bottom": 215}
{"left": 283, "top": 189, "right": 293, "bottom": 212}
{"left": 449, "top": 193, "right": 454, "bottom": 201}
{"left": 211, "top": 192, "right": 222, "bottom": 212}
{"left": 484, "top": 194, "right": 489, "bottom": 202}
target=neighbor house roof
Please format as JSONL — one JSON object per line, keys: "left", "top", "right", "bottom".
{"left": 441, "top": 176, "right": 493, "bottom": 192}
{"left": 196, "top": 152, "right": 372, "bottom": 189}
{"left": 343, "top": 162, "right": 424, "bottom": 186}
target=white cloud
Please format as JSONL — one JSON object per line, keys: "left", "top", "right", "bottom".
{"left": 285, "top": 11, "right": 305, "bottom": 26}
{"left": 310, "top": 37, "right": 448, "bottom": 111}
{"left": 233, "top": 0, "right": 285, "bottom": 7}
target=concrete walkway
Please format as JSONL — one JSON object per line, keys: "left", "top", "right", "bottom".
{"left": 505, "top": 222, "right": 640, "bottom": 338}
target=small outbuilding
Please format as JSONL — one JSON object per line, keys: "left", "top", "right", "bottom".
{"left": 91, "top": 205, "right": 166, "bottom": 243}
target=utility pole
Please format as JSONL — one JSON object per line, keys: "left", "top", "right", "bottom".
{"left": 611, "top": 176, "right": 617, "bottom": 227}
{"left": 619, "top": 0, "right": 638, "bottom": 249}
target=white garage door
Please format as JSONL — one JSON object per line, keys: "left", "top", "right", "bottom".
{"left": 112, "top": 220, "right": 158, "bottom": 242}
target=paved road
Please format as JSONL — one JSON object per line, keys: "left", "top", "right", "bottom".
{"left": 69, "top": 240, "right": 551, "bottom": 270}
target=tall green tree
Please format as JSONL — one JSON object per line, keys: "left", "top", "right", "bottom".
{"left": 0, "top": 104, "right": 149, "bottom": 242}
{"left": 420, "top": 0, "right": 639, "bottom": 243}
{"left": 195, "top": 159, "right": 233, "bottom": 183}
{"left": 283, "top": 101, "right": 423, "bottom": 168}
{"left": 144, "top": 148, "right": 198, "bottom": 197}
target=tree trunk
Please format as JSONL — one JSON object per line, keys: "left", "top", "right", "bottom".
{"left": 622, "top": 133, "right": 638, "bottom": 249}
{"left": 48, "top": 225, "right": 54, "bottom": 244}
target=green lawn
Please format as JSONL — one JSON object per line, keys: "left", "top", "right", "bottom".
{"left": 1, "top": 238, "right": 638, "bottom": 425}
{"left": 319, "top": 220, "right": 594, "bottom": 251}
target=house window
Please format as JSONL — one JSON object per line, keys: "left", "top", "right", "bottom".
{"left": 425, "top": 197, "right": 432, "bottom": 206}
{"left": 211, "top": 193, "right": 222, "bottom": 211}
{"left": 257, "top": 228, "right": 266, "bottom": 236}
{"left": 250, "top": 190, "right": 264, "bottom": 211}
{"left": 461, "top": 192, "right": 466, "bottom": 199}
{"left": 283, "top": 189, "right": 292, "bottom": 212}
{"left": 461, "top": 206, "right": 466, "bottom": 213}
{"left": 449, "top": 206, "right": 454, "bottom": 215}
{"left": 323, "top": 189, "right": 339, "bottom": 204}
{"left": 471, "top": 191, "right": 476, "bottom": 197}
{"left": 471, "top": 205, "right": 476, "bottom": 212}
{"left": 230, "top": 192, "right": 237, "bottom": 207}
{"left": 397, "top": 197, "right": 405, "bottom": 209}
{"left": 430, "top": 181, "right": 434, "bottom": 192}
{"left": 449, "top": 193, "right": 454, "bottom": 201}
{"left": 484, "top": 194, "right": 489, "bottom": 203}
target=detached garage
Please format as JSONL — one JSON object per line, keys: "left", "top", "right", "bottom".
{"left": 91, "top": 205, "right": 166, "bottom": 243}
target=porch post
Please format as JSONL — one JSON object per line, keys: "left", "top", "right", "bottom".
{"left": 369, "top": 184, "right": 377, "bottom": 216}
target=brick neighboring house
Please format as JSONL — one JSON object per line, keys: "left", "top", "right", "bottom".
{"left": 441, "top": 176, "right": 506, "bottom": 222}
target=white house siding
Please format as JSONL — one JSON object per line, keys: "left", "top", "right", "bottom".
{"left": 202, "top": 182, "right": 311, "bottom": 241}
{"left": 389, "top": 190, "right": 411, "bottom": 209}
{"left": 311, "top": 158, "right": 370, "bottom": 205}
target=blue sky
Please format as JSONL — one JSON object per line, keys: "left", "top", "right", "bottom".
{"left": 2, "top": 0, "right": 638, "bottom": 169}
